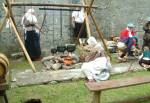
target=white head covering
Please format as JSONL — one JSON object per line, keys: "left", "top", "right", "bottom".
{"left": 127, "top": 23, "right": 134, "bottom": 28}
{"left": 27, "top": 8, "right": 35, "bottom": 14}
{"left": 87, "top": 36, "right": 98, "bottom": 46}
{"left": 24, "top": 8, "right": 37, "bottom": 25}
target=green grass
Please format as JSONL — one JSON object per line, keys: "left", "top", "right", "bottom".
{"left": 7, "top": 71, "right": 150, "bottom": 103}
{"left": 9, "top": 58, "right": 45, "bottom": 71}
{"left": 6, "top": 54, "right": 150, "bottom": 103}
{"left": 7, "top": 81, "right": 90, "bottom": 103}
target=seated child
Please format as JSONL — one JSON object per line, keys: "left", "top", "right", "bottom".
{"left": 139, "top": 46, "right": 150, "bottom": 67}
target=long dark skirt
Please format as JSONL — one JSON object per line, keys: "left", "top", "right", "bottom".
{"left": 143, "top": 33, "right": 150, "bottom": 49}
{"left": 74, "top": 22, "right": 87, "bottom": 38}
{"left": 25, "top": 30, "right": 41, "bottom": 60}
{"left": 143, "top": 38, "right": 150, "bottom": 49}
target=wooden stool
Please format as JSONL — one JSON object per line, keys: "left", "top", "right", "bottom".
{"left": 0, "top": 83, "right": 9, "bottom": 103}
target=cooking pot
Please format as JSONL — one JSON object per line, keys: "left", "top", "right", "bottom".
{"left": 51, "top": 48, "right": 57, "bottom": 54}
{"left": 57, "top": 46, "right": 66, "bottom": 53}
{"left": 66, "top": 44, "right": 76, "bottom": 52}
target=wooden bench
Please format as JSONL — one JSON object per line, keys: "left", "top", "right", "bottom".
{"left": 85, "top": 76, "right": 150, "bottom": 103}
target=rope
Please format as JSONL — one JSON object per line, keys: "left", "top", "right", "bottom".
{"left": 60, "top": 9, "right": 63, "bottom": 44}
{"left": 52, "top": 4, "right": 55, "bottom": 47}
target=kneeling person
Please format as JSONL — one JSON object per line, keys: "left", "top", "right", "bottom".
{"left": 139, "top": 46, "right": 150, "bottom": 67}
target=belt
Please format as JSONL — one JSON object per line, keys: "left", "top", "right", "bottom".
{"left": 25, "top": 24, "right": 35, "bottom": 27}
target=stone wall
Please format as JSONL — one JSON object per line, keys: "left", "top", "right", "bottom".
{"left": 0, "top": 0, "right": 78, "bottom": 55}
{"left": 93, "top": 0, "right": 150, "bottom": 47}
{"left": 0, "top": 0, "right": 149, "bottom": 55}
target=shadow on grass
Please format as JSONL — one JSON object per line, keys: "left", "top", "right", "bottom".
{"left": 112, "top": 95, "right": 150, "bottom": 103}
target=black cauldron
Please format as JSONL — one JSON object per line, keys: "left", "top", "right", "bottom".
{"left": 51, "top": 48, "right": 57, "bottom": 54}
{"left": 66, "top": 44, "right": 76, "bottom": 52}
{"left": 57, "top": 46, "right": 66, "bottom": 53}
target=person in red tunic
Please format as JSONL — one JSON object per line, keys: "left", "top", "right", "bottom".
{"left": 119, "top": 23, "right": 137, "bottom": 59}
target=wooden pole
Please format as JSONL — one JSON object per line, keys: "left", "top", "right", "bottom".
{"left": 4, "top": 1, "right": 21, "bottom": 37}
{"left": 89, "top": 12, "right": 111, "bottom": 59}
{"left": 77, "top": 0, "right": 94, "bottom": 41}
{"left": 4, "top": 0, "right": 36, "bottom": 72}
{"left": 10, "top": 2, "right": 98, "bottom": 8}
{"left": 11, "top": 0, "right": 15, "bottom": 3}
{"left": 9, "top": 18, "right": 36, "bottom": 72}
{"left": 82, "top": 0, "right": 91, "bottom": 37}
{"left": 0, "top": 4, "right": 9, "bottom": 32}
{"left": 92, "top": 91, "right": 101, "bottom": 103}
{"left": 86, "top": 0, "right": 95, "bottom": 14}
{"left": 0, "top": 13, "right": 8, "bottom": 32}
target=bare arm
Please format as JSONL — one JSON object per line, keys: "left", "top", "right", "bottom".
{"left": 35, "top": 23, "right": 44, "bottom": 33}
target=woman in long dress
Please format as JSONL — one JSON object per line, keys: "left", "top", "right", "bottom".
{"left": 21, "top": 8, "right": 42, "bottom": 61}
